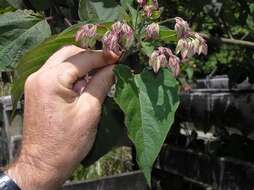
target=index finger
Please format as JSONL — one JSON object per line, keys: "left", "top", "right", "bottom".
{"left": 56, "top": 50, "right": 119, "bottom": 89}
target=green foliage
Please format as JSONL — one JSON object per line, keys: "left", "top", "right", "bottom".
{"left": 114, "top": 65, "right": 180, "bottom": 185}
{"left": 78, "top": 0, "right": 121, "bottom": 21}
{"left": 160, "top": 0, "right": 254, "bottom": 84}
{"left": 0, "top": 0, "right": 15, "bottom": 14}
{"left": 159, "top": 26, "right": 177, "bottom": 43}
{"left": 0, "top": 10, "right": 51, "bottom": 71}
{"left": 5, "top": 0, "right": 24, "bottom": 9}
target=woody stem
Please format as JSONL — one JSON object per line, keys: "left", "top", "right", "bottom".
{"left": 159, "top": 18, "right": 175, "bottom": 25}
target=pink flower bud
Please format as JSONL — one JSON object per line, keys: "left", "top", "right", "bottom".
{"left": 102, "top": 22, "right": 134, "bottom": 55}
{"left": 194, "top": 33, "right": 208, "bottom": 55}
{"left": 145, "top": 23, "right": 160, "bottom": 40}
{"left": 149, "top": 47, "right": 181, "bottom": 76}
{"left": 102, "top": 31, "right": 122, "bottom": 55}
{"left": 158, "top": 47, "right": 173, "bottom": 58}
{"left": 168, "top": 55, "right": 180, "bottom": 77}
{"left": 149, "top": 51, "right": 167, "bottom": 73}
{"left": 176, "top": 32, "right": 208, "bottom": 59}
{"left": 152, "top": 0, "right": 159, "bottom": 9}
{"left": 75, "top": 24, "right": 97, "bottom": 48}
{"left": 175, "top": 17, "right": 191, "bottom": 38}
{"left": 137, "top": 0, "right": 146, "bottom": 7}
{"left": 144, "top": 5, "right": 154, "bottom": 17}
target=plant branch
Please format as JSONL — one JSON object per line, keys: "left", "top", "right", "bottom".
{"left": 159, "top": 18, "right": 175, "bottom": 25}
{"left": 45, "top": 16, "right": 54, "bottom": 21}
{"left": 64, "top": 18, "right": 72, "bottom": 26}
{"left": 202, "top": 34, "right": 254, "bottom": 49}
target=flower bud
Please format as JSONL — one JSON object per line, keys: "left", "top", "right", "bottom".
{"left": 194, "top": 33, "right": 208, "bottom": 55}
{"left": 145, "top": 23, "right": 160, "bottom": 40}
{"left": 152, "top": 0, "right": 159, "bottom": 9}
{"left": 176, "top": 32, "right": 208, "bottom": 59}
{"left": 168, "top": 55, "right": 180, "bottom": 77}
{"left": 175, "top": 17, "right": 191, "bottom": 38}
{"left": 102, "top": 22, "right": 134, "bottom": 55}
{"left": 149, "top": 47, "right": 181, "bottom": 76}
{"left": 102, "top": 31, "right": 122, "bottom": 55}
{"left": 144, "top": 5, "right": 155, "bottom": 17}
{"left": 137, "top": 0, "right": 146, "bottom": 7}
{"left": 75, "top": 24, "right": 97, "bottom": 48}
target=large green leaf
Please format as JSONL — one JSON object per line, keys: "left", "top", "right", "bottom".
{"left": 82, "top": 98, "right": 129, "bottom": 167}
{"left": 120, "top": 0, "right": 134, "bottom": 8}
{"left": 78, "top": 0, "right": 121, "bottom": 21}
{"left": 0, "top": 10, "right": 51, "bottom": 70}
{"left": 114, "top": 65, "right": 180, "bottom": 186}
{"left": 5, "top": 0, "right": 24, "bottom": 9}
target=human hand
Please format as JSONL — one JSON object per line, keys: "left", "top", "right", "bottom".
{"left": 6, "top": 45, "right": 119, "bottom": 190}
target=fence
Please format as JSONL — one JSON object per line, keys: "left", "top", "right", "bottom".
{"left": 0, "top": 96, "right": 22, "bottom": 166}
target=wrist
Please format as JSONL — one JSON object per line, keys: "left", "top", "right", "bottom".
{"left": 6, "top": 150, "right": 63, "bottom": 190}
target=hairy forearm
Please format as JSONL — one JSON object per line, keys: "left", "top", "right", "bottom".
{"left": 6, "top": 152, "right": 63, "bottom": 190}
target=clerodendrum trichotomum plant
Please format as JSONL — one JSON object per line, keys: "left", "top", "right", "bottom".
{"left": 12, "top": 0, "right": 207, "bottom": 187}
{"left": 74, "top": 0, "right": 207, "bottom": 186}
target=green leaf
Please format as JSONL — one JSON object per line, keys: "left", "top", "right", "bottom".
{"left": 120, "top": 0, "right": 134, "bottom": 8}
{"left": 114, "top": 65, "right": 180, "bottom": 185}
{"left": 0, "top": 10, "right": 51, "bottom": 70}
{"left": 29, "top": 0, "right": 52, "bottom": 10}
{"left": 250, "top": 3, "right": 254, "bottom": 14}
{"left": 141, "top": 41, "right": 155, "bottom": 56}
{"left": 128, "top": 4, "right": 142, "bottom": 28}
{"left": 159, "top": 26, "right": 177, "bottom": 43}
{"left": 78, "top": 0, "right": 121, "bottom": 21}
{"left": 82, "top": 98, "right": 129, "bottom": 167}
{"left": 5, "top": 0, "right": 24, "bottom": 9}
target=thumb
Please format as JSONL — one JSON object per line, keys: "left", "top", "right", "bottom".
{"left": 78, "top": 65, "right": 115, "bottom": 107}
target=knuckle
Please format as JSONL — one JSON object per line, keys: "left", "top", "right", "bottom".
{"left": 25, "top": 71, "right": 55, "bottom": 92}
{"left": 56, "top": 65, "right": 77, "bottom": 86}
{"left": 24, "top": 73, "right": 37, "bottom": 91}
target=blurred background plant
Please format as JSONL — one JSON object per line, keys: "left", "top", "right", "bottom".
{"left": 160, "top": 0, "right": 254, "bottom": 86}
{"left": 70, "top": 147, "right": 133, "bottom": 181}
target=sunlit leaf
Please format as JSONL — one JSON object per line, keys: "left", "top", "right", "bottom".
{"left": 0, "top": 10, "right": 51, "bottom": 70}
{"left": 114, "top": 65, "right": 180, "bottom": 186}
{"left": 78, "top": 0, "right": 121, "bottom": 21}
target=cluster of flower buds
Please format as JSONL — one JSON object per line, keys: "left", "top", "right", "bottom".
{"left": 137, "top": 0, "right": 159, "bottom": 17}
{"left": 149, "top": 47, "right": 180, "bottom": 76}
{"left": 174, "top": 17, "right": 208, "bottom": 60}
{"left": 102, "top": 21, "right": 134, "bottom": 55}
{"left": 145, "top": 23, "right": 160, "bottom": 40}
{"left": 75, "top": 24, "right": 97, "bottom": 49}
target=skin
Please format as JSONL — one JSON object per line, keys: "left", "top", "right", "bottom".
{"left": 5, "top": 45, "right": 119, "bottom": 190}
